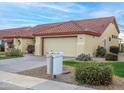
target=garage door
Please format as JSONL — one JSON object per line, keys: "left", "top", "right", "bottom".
{"left": 44, "top": 37, "right": 77, "bottom": 57}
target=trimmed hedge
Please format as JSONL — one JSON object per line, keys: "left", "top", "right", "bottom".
{"left": 75, "top": 62, "right": 113, "bottom": 85}
{"left": 76, "top": 53, "right": 92, "bottom": 61}
{"left": 0, "top": 45, "right": 4, "bottom": 52}
{"left": 5, "top": 49, "right": 23, "bottom": 57}
{"left": 96, "top": 46, "right": 106, "bottom": 57}
{"left": 105, "top": 53, "right": 118, "bottom": 61}
{"left": 110, "top": 46, "right": 119, "bottom": 54}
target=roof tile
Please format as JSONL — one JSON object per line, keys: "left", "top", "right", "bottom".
{"left": 0, "top": 27, "right": 33, "bottom": 38}
{"left": 34, "top": 16, "right": 119, "bottom": 36}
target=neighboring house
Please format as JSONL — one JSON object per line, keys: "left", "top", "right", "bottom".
{"left": 119, "top": 32, "right": 124, "bottom": 43}
{"left": 0, "top": 16, "right": 120, "bottom": 57}
{"left": 34, "top": 16, "right": 120, "bottom": 57}
{"left": 0, "top": 27, "right": 34, "bottom": 53}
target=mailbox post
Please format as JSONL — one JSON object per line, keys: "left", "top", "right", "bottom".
{"left": 46, "top": 52, "right": 64, "bottom": 79}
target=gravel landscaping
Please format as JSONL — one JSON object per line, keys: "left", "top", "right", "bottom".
{"left": 18, "top": 66, "right": 124, "bottom": 90}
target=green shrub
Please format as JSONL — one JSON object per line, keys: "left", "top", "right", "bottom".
{"left": 105, "top": 53, "right": 118, "bottom": 61}
{"left": 76, "top": 53, "right": 92, "bottom": 61}
{"left": 110, "top": 46, "right": 119, "bottom": 54}
{"left": 75, "top": 62, "right": 113, "bottom": 85}
{"left": 27, "top": 45, "right": 34, "bottom": 54}
{"left": 0, "top": 45, "right": 4, "bottom": 52}
{"left": 120, "top": 44, "right": 124, "bottom": 52}
{"left": 96, "top": 46, "right": 106, "bottom": 57}
{"left": 5, "top": 49, "right": 23, "bottom": 57}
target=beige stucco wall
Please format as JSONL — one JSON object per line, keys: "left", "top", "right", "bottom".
{"left": 34, "top": 36, "right": 42, "bottom": 56}
{"left": 14, "top": 38, "right": 34, "bottom": 53}
{"left": 76, "top": 35, "right": 85, "bottom": 56}
{"left": 4, "top": 42, "right": 8, "bottom": 52}
{"left": 77, "top": 34, "right": 99, "bottom": 56}
{"left": 99, "top": 23, "right": 119, "bottom": 51}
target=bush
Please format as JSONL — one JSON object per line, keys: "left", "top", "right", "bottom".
{"left": 105, "top": 52, "right": 118, "bottom": 61}
{"left": 96, "top": 46, "right": 106, "bottom": 57}
{"left": 76, "top": 53, "right": 92, "bottom": 61}
{"left": 27, "top": 45, "right": 34, "bottom": 54}
{"left": 5, "top": 49, "right": 23, "bottom": 57}
{"left": 110, "top": 46, "right": 119, "bottom": 54}
{"left": 0, "top": 45, "right": 4, "bottom": 52}
{"left": 120, "top": 44, "right": 124, "bottom": 52}
{"left": 75, "top": 62, "right": 113, "bottom": 85}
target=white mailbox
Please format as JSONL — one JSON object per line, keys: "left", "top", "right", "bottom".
{"left": 46, "top": 52, "right": 64, "bottom": 75}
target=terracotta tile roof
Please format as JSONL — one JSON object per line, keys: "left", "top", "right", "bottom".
{"left": 32, "top": 23, "right": 62, "bottom": 34}
{"left": 34, "top": 16, "right": 120, "bottom": 36}
{"left": 0, "top": 27, "right": 33, "bottom": 39}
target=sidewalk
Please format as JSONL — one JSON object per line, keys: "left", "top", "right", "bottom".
{"left": 0, "top": 71, "right": 93, "bottom": 90}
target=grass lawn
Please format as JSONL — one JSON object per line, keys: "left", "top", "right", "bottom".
{"left": 0, "top": 54, "right": 12, "bottom": 60}
{"left": 0, "top": 52, "right": 20, "bottom": 60}
{"left": 64, "top": 60, "right": 124, "bottom": 78}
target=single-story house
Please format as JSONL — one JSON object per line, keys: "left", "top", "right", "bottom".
{"left": 33, "top": 16, "right": 120, "bottom": 57}
{"left": 0, "top": 16, "right": 120, "bottom": 57}
{"left": 0, "top": 27, "right": 35, "bottom": 53}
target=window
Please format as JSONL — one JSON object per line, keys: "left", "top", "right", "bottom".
{"left": 102, "top": 39, "right": 106, "bottom": 48}
{"left": 109, "top": 37, "right": 111, "bottom": 41}
{"left": 17, "top": 40, "right": 21, "bottom": 46}
{"left": 103, "top": 39, "right": 106, "bottom": 48}
{"left": 112, "top": 35, "right": 118, "bottom": 39}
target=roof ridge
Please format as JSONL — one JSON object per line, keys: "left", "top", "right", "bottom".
{"left": 34, "top": 16, "right": 115, "bottom": 28}
{"left": 73, "top": 16, "right": 115, "bottom": 22}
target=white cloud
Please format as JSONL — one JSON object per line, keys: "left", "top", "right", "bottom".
{"left": 39, "top": 3, "right": 72, "bottom": 12}
{"left": 0, "top": 2, "right": 124, "bottom": 30}
{"left": 119, "top": 32, "right": 124, "bottom": 43}
{"left": 19, "top": 2, "right": 87, "bottom": 13}
{"left": 89, "top": 11, "right": 114, "bottom": 18}
{"left": 19, "top": 2, "right": 74, "bottom": 13}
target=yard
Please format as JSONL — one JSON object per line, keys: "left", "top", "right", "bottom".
{"left": 18, "top": 60, "right": 124, "bottom": 90}
{"left": 0, "top": 53, "right": 19, "bottom": 60}
{"left": 0, "top": 52, "right": 11, "bottom": 60}
{"left": 0, "top": 49, "right": 23, "bottom": 60}
{"left": 64, "top": 60, "right": 124, "bottom": 78}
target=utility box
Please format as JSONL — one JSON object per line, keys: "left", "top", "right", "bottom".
{"left": 46, "top": 52, "right": 64, "bottom": 75}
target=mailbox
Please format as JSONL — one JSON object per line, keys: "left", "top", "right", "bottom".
{"left": 46, "top": 52, "right": 64, "bottom": 76}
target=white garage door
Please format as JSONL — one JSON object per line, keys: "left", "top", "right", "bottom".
{"left": 44, "top": 37, "right": 77, "bottom": 57}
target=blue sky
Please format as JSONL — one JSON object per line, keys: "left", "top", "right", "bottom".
{"left": 0, "top": 2, "right": 124, "bottom": 31}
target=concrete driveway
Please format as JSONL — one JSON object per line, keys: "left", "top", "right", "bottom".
{"left": 0, "top": 55, "right": 46, "bottom": 73}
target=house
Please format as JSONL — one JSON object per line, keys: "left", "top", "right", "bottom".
{"left": 0, "top": 27, "right": 34, "bottom": 53}
{"left": 0, "top": 16, "right": 120, "bottom": 57}
{"left": 33, "top": 16, "right": 120, "bottom": 57}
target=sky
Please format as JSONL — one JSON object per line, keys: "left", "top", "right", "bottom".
{"left": 0, "top": 2, "right": 124, "bottom": 31}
